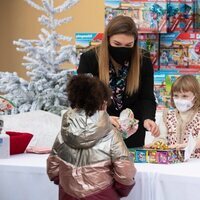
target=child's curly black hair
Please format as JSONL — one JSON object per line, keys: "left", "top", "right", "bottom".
{"left": 67, "top": 74, "right": 112, "bottom": 116}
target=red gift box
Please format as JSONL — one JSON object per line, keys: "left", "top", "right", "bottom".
{"left": 6, "top": 131, "right": 33, "bottom": 155}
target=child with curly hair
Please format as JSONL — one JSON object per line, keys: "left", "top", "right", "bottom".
{"left": 47, "top": 74, "right": 136, "bottom": 200}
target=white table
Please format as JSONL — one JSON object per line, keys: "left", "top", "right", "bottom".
{"left": 1, "top": 154, "right": 200, "bottom": 200}
{"left": 0, "top": 154, "right": 135, "bottom": 200}
{"left": 131, "top": 159, "right": 200, "bottom": 200}
{"left": 0, "top": 154, "right": 57, "bottom": 200}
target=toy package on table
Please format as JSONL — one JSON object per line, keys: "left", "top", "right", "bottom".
{"left": 119, "top": 108, "right": 139, "bottom": 139}
{"left": 129, "top": 141, "right": 185, "bottom": 164}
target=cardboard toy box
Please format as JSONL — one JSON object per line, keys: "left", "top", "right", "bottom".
{"left": 75, "top": 33, "right": 103, "bottom": 62}
{"left": 104, "top": 0, "right": 167, "bottom": 33}
{"left": 129, "top": 148, "right": 185, "bottom": 164}
{"left": 160, "top": 32, "right": 200, "bottom": 69}
{"left": 167, "top": 0, "right": 194, "bottom": 33}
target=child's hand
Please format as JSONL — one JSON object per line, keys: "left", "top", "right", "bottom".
{"left": 143, "top": 119, "right": 160, "bottom": 137}
{"left": 168, "top": 143, "right": 187, "bottom": 149}
{"left": 109, "top": 116, "right": 120, "bottom": 129}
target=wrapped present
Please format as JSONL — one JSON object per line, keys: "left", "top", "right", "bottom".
{"left": 119, "top": 108, "right": 139, "bottom": 139}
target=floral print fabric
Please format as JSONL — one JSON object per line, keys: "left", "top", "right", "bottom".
{"left": 109, "top": 63, "right": 129, "bottom": 111}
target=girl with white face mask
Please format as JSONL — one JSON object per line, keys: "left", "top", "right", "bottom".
{"left": 173, "top": 91, "right": 195, "bottom": 113}
{"left": 147, "top": 75, "right": 200, "bottom": 158}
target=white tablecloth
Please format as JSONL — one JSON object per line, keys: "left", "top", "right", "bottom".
{"left": 1, "top": 154, "right": 200, "bottom": 200}
{"left": 131, "top": 159, "right": 200, "bottom": 200}
{"left": 0, "top": 154, "right": 57, "bottom": 200}
{"left": 0, "top": 154, "right": 135, "bottom": 200}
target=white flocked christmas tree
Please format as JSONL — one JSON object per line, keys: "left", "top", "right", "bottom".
{"left": 0, "top": 0, "right": 79, "bottom": 115}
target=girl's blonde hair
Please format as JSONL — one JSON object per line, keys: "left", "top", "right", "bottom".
{"left": 171, "top": 75, "right": 200, "bottom": 109}
{"left": 97, "top": 15, "right": 140, "bottom": 95}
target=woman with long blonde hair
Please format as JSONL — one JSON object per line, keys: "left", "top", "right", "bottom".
{"left": 78, "top": 15, "right": 159, "bottom": 147}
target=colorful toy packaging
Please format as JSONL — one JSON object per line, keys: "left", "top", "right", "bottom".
{"left": 167, "top": 0, "right": 195, "bottom": 33}
{"left": 138, "top": 34, "right": 159, "bottom": 69}
{"left": 75, "top": 33, "right": 103, "bottom": 62}
{"left": 129, "top": 141, "right": 185, "bottom": 164}
{"left": 119, "top": 108, "right": 139, "bottom": 139}
{"left": 160, "top": 32, "right": 200, "bottom": 69}
{"left": 105, "top": 0, "right": 167, "bottom": 33}
{"left": 194, "top": 0, "right": 200, "bottom": 31}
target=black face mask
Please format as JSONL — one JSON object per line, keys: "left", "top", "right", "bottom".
{"left": 108, "top": 45, "right": 133, "bottom": 65}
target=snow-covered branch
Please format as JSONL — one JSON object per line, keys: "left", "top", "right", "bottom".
{"left": 1, "top": 0, "right": 79, "bottom": 115}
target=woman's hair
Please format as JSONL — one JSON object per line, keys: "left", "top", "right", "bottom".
{"left": 97, "top": 15, "right": 140, "bottom": 95}
{"left": 67, "top": 74, "right": 111, "bottom": 116}
{"left": 171, "top": 75, "right": 200, "bottom": 109}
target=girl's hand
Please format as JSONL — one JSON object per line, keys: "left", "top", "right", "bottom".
{"left": 109, "top": 116, "right": 120, "bottom": 129}
{"left": 176, "top": 143, "right": 187, "bottom": 149}
{"left": 143, "top": 119, "right": 160, "bottom": 137}
{"left": 169, "top": 143, "right": 187, "bottom": 149}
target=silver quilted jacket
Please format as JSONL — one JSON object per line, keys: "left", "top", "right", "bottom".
{"left": 47, "top": 108, "right": 136, "bottom": 198}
